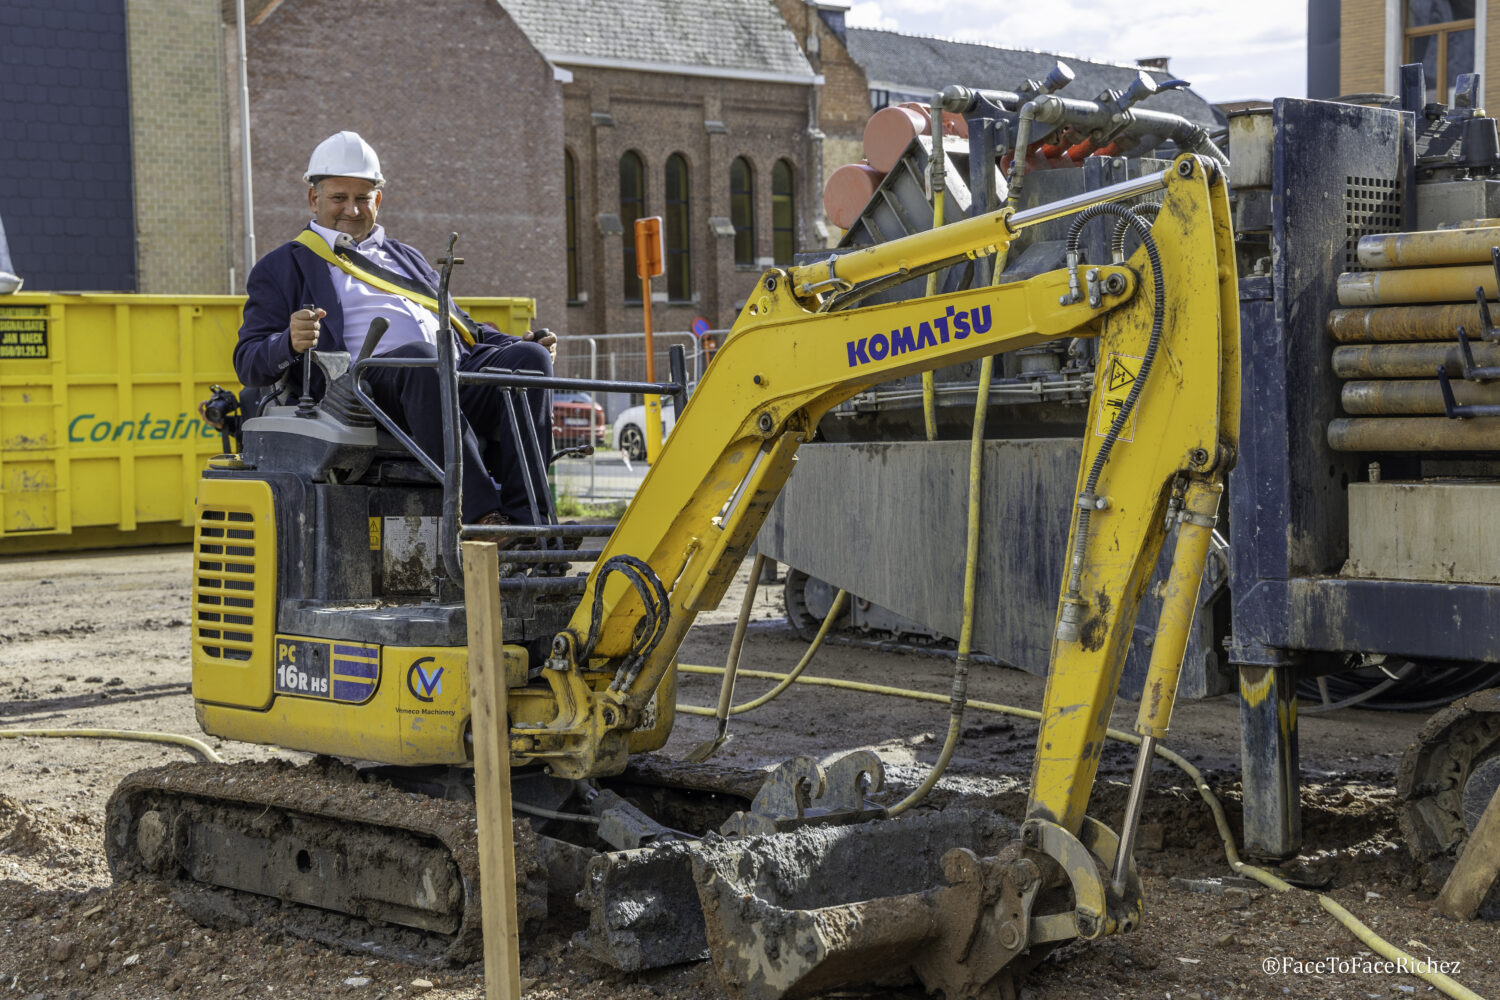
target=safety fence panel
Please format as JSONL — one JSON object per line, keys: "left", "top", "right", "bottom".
{"left": 549, "top": 331, "right": 708, "bottom": 505}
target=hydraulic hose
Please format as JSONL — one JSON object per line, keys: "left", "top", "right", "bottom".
{"left": 675, "top": 665, "right": 1483, "bottom": 1000}
{"left": 888, "top": 243, "right": 1013, "bottom": 817}
{"left": 1005, "top": 101, "right": 1039, "bottom": 210}
{"left": 1111, "top": 203, "right": 1161, "bottom": 263}
{"left": 0, "top": 727, "right": 222, "bottom": 763}
{"left": 888, "top": 351, "right": 994, "bottom": 818}
{"left": 512, "top": 800, "right": 600, "bottom": 825}
{"left": 676, "top": 588, "right": 849, "bottom": 719}
{"left": 921, "top": 92, "right": 948, "bottom": 443}
{"left": 1057, "top": 204, "right": 1165, "bottom": 642}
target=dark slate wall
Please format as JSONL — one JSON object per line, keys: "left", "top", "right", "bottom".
{"left": 1307, "top": 0, "right": 1342, "bottom": 100}
{"left": 0, "top": 0, "right": 135, "bottom": 291}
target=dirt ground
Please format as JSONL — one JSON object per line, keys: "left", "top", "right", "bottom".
{"left": 0, "top": 545, "right": 1496, "bottom": 1000}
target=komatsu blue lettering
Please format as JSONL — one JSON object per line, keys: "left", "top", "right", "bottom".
{"left": 844, "top": 302, "right": 999, "bottom": 368}
{"left": 953, "top": 310, "right": 971, "bottom": 339}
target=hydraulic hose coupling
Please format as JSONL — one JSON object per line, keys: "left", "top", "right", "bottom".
{"left": 1056, "top": 593, "right": 1087, "bottom": 642}
{"left": 1062, "top": 249, "right": 1082, "bottom": 305}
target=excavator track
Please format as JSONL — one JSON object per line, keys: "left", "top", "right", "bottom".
{"left": 1397, "top": 687, "right": 1500, "bottom": 879}
{"left": 104, "top": 757, "right": 547, "bottom": 965}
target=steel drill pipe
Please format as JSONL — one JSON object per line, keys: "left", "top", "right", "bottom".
{"left": 1328, "top": 416, "right": 1500, "bottom": 451}
{"left": 1333, "top": 342, "right": 1500, "bottom": 378}
{"left": 1338, "top": 265, "right": 1498, "bottom": 306}
{"left": 1341, "top": 379, "right": 1500, "bottom": 414}
{"left": 1327, "top": 304, "right": 1490, "bottom": 343}
{"left": 1357, "top": 227, "right": 1500, "bottom": 269}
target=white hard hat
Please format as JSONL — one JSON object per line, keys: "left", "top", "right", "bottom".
{"left": 304, "top": 131, "right": 384, "bottom": 185}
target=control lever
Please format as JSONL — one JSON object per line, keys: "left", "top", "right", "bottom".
{"left": 295, "top": 303, "right": 319, "bottom": 418}
{"left": 356, "top": 316, "right": 391, "bottom": 363}
{"left": 668, "top": 344, "right": 688, "bottom": 421}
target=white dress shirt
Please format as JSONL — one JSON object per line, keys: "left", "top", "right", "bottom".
{"left": 307, "top": 220, "right": 440, "bottom": 359}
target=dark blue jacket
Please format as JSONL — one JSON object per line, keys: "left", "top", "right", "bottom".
{"left": 234, "top": 231, "right": 523, "bottom": 389}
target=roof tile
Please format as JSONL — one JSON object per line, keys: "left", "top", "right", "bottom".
{"left": 844, "top": 27, "right": 1221, "bottom": 127}
{"left": 500, "top": 0, "right": 814, "bottom": 80}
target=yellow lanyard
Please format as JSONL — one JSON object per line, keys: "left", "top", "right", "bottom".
{"left": 294, "top": 230, "right": 476, "bottom": 346}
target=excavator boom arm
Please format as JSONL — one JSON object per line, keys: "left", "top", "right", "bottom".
{"left": 518, "top": 156, "right": 1239, "bottom": 810}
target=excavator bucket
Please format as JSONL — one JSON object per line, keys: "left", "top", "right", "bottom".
{"left": 686, "top": 810, "right": 1034, "bottom": 1000}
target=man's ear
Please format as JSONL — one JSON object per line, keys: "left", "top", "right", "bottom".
{"left": 307, "top": 184, "right": 318, "bottom": 211}
{"left": 373, "top": 189, "right": 383, "bottom": 211}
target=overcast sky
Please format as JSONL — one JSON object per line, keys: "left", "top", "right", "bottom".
{"left": 843, "top": 0, "right": 1309, "bottom": 104}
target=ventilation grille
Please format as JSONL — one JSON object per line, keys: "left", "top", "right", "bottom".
{"left": 1342, "top": 176, "right": 1403, "bottom": 272}
{"left": 194, "top": 508, "right": 258, "bottom": 662}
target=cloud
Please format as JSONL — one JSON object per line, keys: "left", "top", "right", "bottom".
{"left": 844, "top": 1, "right": 902, "bottom": 31}
{"left": 848, "top": 0, "right": 1308, "bottom": 102}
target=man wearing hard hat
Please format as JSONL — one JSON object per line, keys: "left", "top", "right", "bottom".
{"left": 233, "top": 131, "right": 557, "bottom": 526}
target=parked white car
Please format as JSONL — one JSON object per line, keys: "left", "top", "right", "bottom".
{"left": 612, "top": 399, "right": 678, "bottom": 461}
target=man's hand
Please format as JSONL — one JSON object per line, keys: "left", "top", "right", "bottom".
{"left": 290, "top": 307, "right": 326, "bottom": 354}
{"left": 524, "top": 327, "right": 558, "bottom": 363}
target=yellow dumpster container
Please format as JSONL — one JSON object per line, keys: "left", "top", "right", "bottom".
{"left": 0, "top": 293, "right": 534, "bottom": 555}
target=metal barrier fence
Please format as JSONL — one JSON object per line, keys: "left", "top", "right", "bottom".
{"left": 550, "top": 331, "right": 710, "bottom": 504}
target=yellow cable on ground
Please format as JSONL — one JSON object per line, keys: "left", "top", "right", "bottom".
{"left": 0, "top": 728, "right": 222, "bottom": 763}
{"left": 675, "top": 664, "right": 1483, "bottom": 1000}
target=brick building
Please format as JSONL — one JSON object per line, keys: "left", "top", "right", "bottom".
{"left": 774, "top": 0, "right": 870, "bottom": 194}
{"left": 500, "top": 0, "right": 821, "bottom": 341}
{"left": 241, "top": 0, "right": 568, "bottom": 329}
{"left": 1330, "top": 0, "right": 1498, "bottom": 106}
{"left": 236, "top": 0, "right": 821, "bottom": 341}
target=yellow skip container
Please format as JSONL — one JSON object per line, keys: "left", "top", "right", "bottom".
{"left": 0, "top": 292, "right": 533, "bottom": 554}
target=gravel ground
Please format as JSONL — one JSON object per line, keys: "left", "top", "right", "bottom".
{"left": 0, "top": 545, "right": 1495, "bottom": 1000}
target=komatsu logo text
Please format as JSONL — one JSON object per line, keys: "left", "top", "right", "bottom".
{"left": 846, "top": 304, "right": 993, "bottom": 368}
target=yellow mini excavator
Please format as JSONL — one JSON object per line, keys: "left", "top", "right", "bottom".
{"left": 105, "top": 151, "right": 1238, "bottom": 998}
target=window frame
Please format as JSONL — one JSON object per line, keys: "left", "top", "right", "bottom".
{"left": 771, "top": 158, "right": 795, "bottom": 267}
{"left": 664, "top": 152, "right": 692, "bottom": 302}
{"left": 565, "top": 148, "right": 581, "bottom": 303}
{"left": 1404, "top": 1, "right": 1476, "bottom": 104}
{"left": 730, "top": 156, "right": 756, "bottom": 268}
{"left": 619, "top": 150, "right": 646, "bottom": 303}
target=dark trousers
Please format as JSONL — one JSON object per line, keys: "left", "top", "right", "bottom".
{"left": 363, "top": 340, "right": 553, "bottom": 523}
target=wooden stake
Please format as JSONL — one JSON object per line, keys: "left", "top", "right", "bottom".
{"left": 462, "top": 540, "right": 522, "bottom": 1000}
{"left": 1436, "top": 783, "right": 1500, "bottom": 920}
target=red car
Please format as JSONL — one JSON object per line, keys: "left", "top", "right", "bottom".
{"left": 552, "top": 391, "right": 608, "bottom": 450}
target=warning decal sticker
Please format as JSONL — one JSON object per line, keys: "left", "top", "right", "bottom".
{"left": 1096, "top": 352, "right": 1143, "bottom": 443}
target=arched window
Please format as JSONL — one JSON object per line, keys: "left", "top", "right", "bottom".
{"left": 620, "top": 151, "right": 645, "bottom": 301}
{"left": 730, "top": 157, "right": 755, "bottom": 266}
{"left": 565, "top": 149, "right": 580, "bottom": 302}
{"left": 772, "top": 159, "right": 795, "bottom": 266}
{"left": 665, "top": 153, "right": 691, "bottom": 300}
{"left": 1406, "top": 1, "right": 1475, "bottom": 104}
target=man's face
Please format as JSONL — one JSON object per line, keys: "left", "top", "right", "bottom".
{"left": 308, "top": 177, "right": 382, "bottom": 240}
